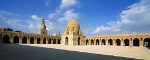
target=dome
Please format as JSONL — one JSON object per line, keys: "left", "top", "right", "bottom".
{"left": 63, "top": 18, "right": 83, "bottom": 35}
{"left": 67, "top": 18, "right": 79, "bottom": 28}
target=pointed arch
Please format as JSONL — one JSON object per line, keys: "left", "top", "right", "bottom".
{"left": 3, "top": 35, "right": 10, "bottom": 43}
{"left": 22, "top": 37, "right": 27, "bottom": 44}
{"left": 86, "top": 40, "right": 89, "bottom": 45}
{"left": 30, "top": 37, "right": 34, "bottom": 44}
{"left": 13, "top": 36, "right": 19, "bottom": 43}
{"left": 124, "top": 39, "right": 129, "bottom": 46}
{"left": 37, "top": 38, "right": 40, "bottom": 44}
{"left": 102, "top": 39, "right": 105, "bottom": 45}
{"left": 116, "top": 39, "right": 121, "bottom": 46}
{"left": 78, "top": 37, "right": 80, "bottom": 45}
{"left": 108, "top": 39, "right": 113, "bottom": 45}
{"left": 96, "top": 39, "right": 99, "bottom": 45}
{"left": 65, "top": 37, "right": 68, "bottom": 45}
{"left": 144, "top": 38, "right": 150, "bottom": 47}
{"left": 133, "top": 38, "right": 139, "bottom": 46}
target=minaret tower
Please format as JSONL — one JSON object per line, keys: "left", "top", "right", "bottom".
{"left": 58, "top": 30, "right": 60, "bottom": 36}
{"left": 40, "top": 18, "right": 47, "bottom": 35}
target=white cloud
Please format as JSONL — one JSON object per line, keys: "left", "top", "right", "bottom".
{"left": 29, "top": 15, "right": 54, "bottom": 33}
{"left": 92, "top": 26, "right": 111, "bottom": 34}
{"left": 58, "top": 9, "right": 79, "bottom": 22}
{"left": 93, "top": 0, "right": 150, "bottom": 35}
{"left": 48, "top": 13, "right": 57, "bottom": 19}
{"left": 6, "top": 19, "right": 21, "bottom": 28}
{"left": 31, "top": 15, "right": 42, "bottom": 21}
{"left": 45, "top": 20, "right": 53, "bottom": 31}
{"left": 0, "top": 11, "right": 54, "bottom": 34}
{"left": 60, "top": 0, "right": 78, "bottom": 9}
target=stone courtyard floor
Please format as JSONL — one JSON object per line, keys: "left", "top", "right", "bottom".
{"left": 0, "top": 44, "right": 150, "bottom": 60}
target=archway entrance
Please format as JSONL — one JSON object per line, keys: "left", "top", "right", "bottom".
{"left": 116, "top": 39, "right": 121, "bottom": 46}
{"left": 144, "top": 38, "right": 150, "bottom": 47}
{"left": 48, "top": 38, "right": 51, "bottom": 44}
{"left": 37, "top": 38, "right": 40, "bottom": 44}
{"left": 53, "top": 39, "right": 56, "bottom": 44}
{"left": 30, "top": 37, "right": 34, "bottom": 44}
{"left": 3, "top": 35, "right": 10, "bottom": 43}
{"left": 91, "top": 39, "right": 94, "bottom": 45}
{"left": 96, "top": 39, "right": 99, "bottom": 45}
{"left": 108, "top": 39, "right": 113, "bottom": 45}
{"left": 65, "top": 37, "right": 68, "bottom": 45}
{"left": 13, "top": 36, "right": 19, "bottom": 43}
{"left": 58, "top": 39, "right": 60, "bottom": 44}
{"left": 133, "top": 38, "right": 139, "bottom": 46}
{"left": 102, "top": 39, "right": 105, "bottom": 45}
{"left": 86, "top": 40, "right": 89, "bottom": 45}
{"left": 78, "top": 37, "right": 80, "bottom": 45}
{"left": 43, "top": 38, "right": 46, "bottom": 44}
{"left": 22, "top": 37, "right": 27, "bottom": 44}
{"left": 124, "top": 39, "right": 129, "bottom": 46}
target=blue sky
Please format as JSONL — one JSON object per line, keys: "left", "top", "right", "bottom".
{"left": 0, "top": 0, "right": 150, "bottom": 36}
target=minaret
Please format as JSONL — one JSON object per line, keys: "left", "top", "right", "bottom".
{"left": 41, "top": 18, "right": 46, "bottom": 29}
{"left": 39, "top": 18, "right": 47, "bottom": 35}
{"left": 58, "top": 30, "right": 60, "bottom": 36}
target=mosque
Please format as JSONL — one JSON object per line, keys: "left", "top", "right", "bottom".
{"left": 0, "top": 18, "right": 150, "bottom": 47}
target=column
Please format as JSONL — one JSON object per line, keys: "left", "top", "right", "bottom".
{"left": 113, "top": 39, "right": 116, "bottom": 46}
{"left": 46, "top": 38, "right": 48, "bottom": 44}
{"left": 10, "top": 37, "right": 13, "bottom": 44}
{"left": 121, "top": 38, "right": 124, "bottom": 46}
{"left": 34, "top": 38, "right": 37, "bottom": 44}
{"left": 106, "top": 39, "right": 108, "bottom": 45}
{"left": 51, "top": 39, "right": 53, "bottom": 44}
{"left": 41, "top": 38, "right": 43, "bottom": 44}
{"left": 99, "top": 39, "right": 101, "bottom": 45}
{"left": 19, "top": 37, "right": 22, "bottom": 44}
{"left": 56, "top": 39, "right": 58, "bottom": 44}
{"left": 140, "top": 38, "right": 143, "bottom": 47}
{"left": 129, "top": 38, "right": 133, "bottom": 47}
{"left": 94, "top": 40, "right": 96, "bottom": 45}
{"left": 27, "top": 37, "right": 30, "bottom": 44}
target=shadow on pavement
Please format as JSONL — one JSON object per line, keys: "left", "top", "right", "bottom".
{"left": 0, "top": 44, "right": 140, "bottom": 60}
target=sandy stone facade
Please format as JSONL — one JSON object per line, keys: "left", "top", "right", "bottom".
{"left": 85, "top": 34, "right": 150, "bottom": 47}
{"left": 0, "top": 18, "right": 150, "bottom": 47}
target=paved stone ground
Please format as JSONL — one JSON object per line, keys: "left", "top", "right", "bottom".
{"left": 0, "top": 44, "right": 150, "bottom": 60}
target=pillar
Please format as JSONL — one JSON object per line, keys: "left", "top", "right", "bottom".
{"left": 56, "top": 39, "right": 58, "bottom": 44}
{"left": 41, "top": 38, "right": 43, "bottom": 44}
{"left": 113, "top": 39, "right": 116, "bottom": 46}
{"left": 27, "top": 38, "right": 30, "bottom": 44}
{"left": 34, "top": 38, "right": 37, "bottom": 44}
{"left": 140, "top": 38, "right": 143, "bottom": 47}
{"left": 94, "top": 40, "right": 96, "bottom": 45}
{"left": 106, "top": 39, "right": 108, "bottom": 45}
{"left": 121, "top": 38, "right": 124, "bottom": 46}
{"left": 129, "top": 38, "right": 133, "bottom": 47}
{"left": 46, "top": 38, "right": 48, "bottom": 44}
{"left": 51, "top": 39, "right": 53, "bottom": 44}
{"left": 99, "top": 39, "right": 101, "bottom": 45}
{"left": 10, "top": 38, "right": 13, "bottom": 44}
{"left": 88, "top": 40, "right": 90, "bottom": 45}
{"left": 19, "top": 37, "right": 22, "bottom": 44}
